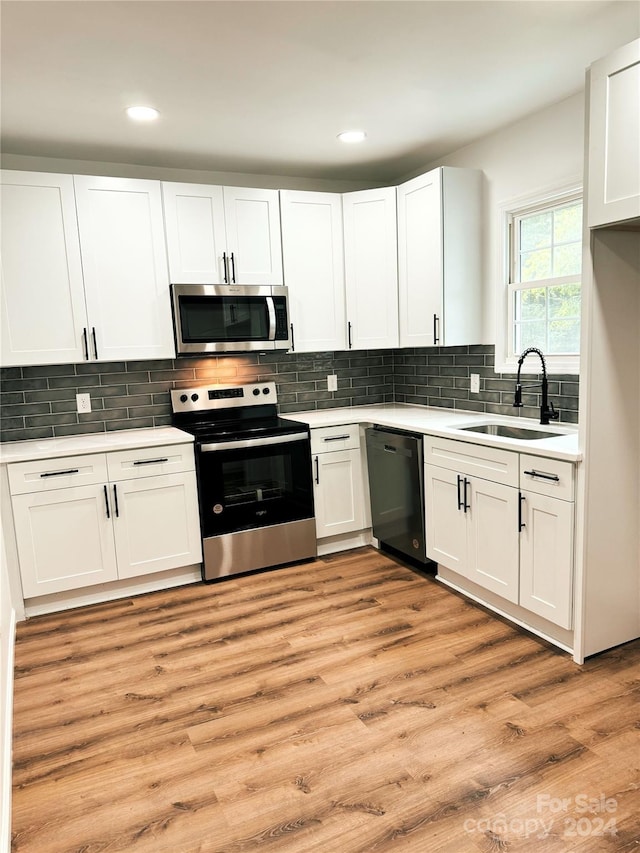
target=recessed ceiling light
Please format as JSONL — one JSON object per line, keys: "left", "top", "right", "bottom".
{"left": 337, "top": 130, "right": 367, "bottom": 144}
{"left": 126, "top": 106, "right": 160, "bottom": 122}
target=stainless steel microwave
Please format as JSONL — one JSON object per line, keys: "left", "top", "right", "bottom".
{"left": 171, "top": 284, "right": 291, "bottom": 354}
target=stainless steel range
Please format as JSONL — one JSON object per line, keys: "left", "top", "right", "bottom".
{"left": 171, "top": 382, "right": 316, "bottom": 581}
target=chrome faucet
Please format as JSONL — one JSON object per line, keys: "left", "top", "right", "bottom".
{"left": 513, "top": 347, "right": 559, "bottom": 425}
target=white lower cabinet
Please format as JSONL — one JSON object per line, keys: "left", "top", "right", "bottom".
{"left": 424, "top": 464, "right": 519, "bottom": 604}
{"left": 8, "top": 444, "right": 202, "bottom": 599}
{"left": 425, "top": 437, "right": 575, "bottom": 628}
{"left": 11, "top": 484, "right": 119, "bottom": 597}
{"left": 311, "top": 425, "right": 367, "bottom": 539}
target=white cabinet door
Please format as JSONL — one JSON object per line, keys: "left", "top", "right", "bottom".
{"left": 397, "top": 169, "right": 443, "bottom": 348}
{"left": 467, "top": 477, "right": 519, "bottom": 604}
{"left": 343, "top": 187, "right": 399, "bottom": 350}
{"left": 222, "top": 187, "right": 283, "bottom": 285}
{"left": 424, "top": 464, "right": 467, "bottom": 573}
{"left": 161, "top": 182, "right": 227, "bottom": 283}
{"left": 397, "top": 167, "right": 482, "bottom": 347}
{"left": 519, "top": 491, "right": 574, "bottom": 628}
{"left": 0, "top": 171, "right": 89, "bottom": 366}
{"left": 74, "top": 175, "right": 175, "bottom": 361}
{"left": 587, "top": 39, "right": 640, "bottom": 227}
{"left": 112, "top": 471, "right": 202, "bottom": 580}
{"left": 280, "top": 190, "right": 346, "bottom": 352}
{"left": 11, "top": 484, "right": 118, "bottom": 597}
{"left": 313, "top": 449, "right": 366, "bottom": 538}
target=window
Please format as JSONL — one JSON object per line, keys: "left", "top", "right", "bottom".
{"left": 501, "top": 186, "right": 582, "bottom": 373}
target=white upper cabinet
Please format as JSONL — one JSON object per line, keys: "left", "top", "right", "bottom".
{"left": 587, "top": 38, "right": 640, "bottom": 228}
{"left": 161, "top": 182, "right": 283, "bottom": 285}
{"left": 343, "top": 186, "right": 399, "bottom": 350}
{"left": 1, "top": 171, "right": 175, "bottom": 366}
{"left": 280, "top": 190, "right": 346, "bottom": 352}
{"left": 397, "top": 167, "right": 482, "bottom": 347}
{"left": 162, "top": 183, "right": 227, "bottom": 283}
{"left": 0, "top": 171, "right": 89, "bottom": 366}
{"left": 74, "top": 176, "right": 175, "bottom": 362}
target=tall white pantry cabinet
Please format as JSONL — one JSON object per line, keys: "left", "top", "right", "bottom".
{"left": 575, "top": 37, "right": 640, "bottom": 663}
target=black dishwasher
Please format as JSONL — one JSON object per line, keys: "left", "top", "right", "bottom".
{"left": 365, "top": 427, "right": 429, "bottom": 565}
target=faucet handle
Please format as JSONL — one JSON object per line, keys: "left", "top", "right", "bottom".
{"left": 547, "top": 401, "right": 560, "bottom": 421}
{"left": 513, "top": 383, "right": 523, "bottom": 408}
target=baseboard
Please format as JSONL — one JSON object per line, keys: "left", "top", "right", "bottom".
{"left": 1, "top": 606, "right": 16, "bottom": 853}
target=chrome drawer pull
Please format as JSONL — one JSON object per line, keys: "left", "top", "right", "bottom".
{"left": 133, "top": 458, "right": 169, "bottom": 466}
{"left": 523, "top": 469, "right": 560, "bottom": 482}
{"left": 40, "top": 469, "right": 79, "bottom": 478}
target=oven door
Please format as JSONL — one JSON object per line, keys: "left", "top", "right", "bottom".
{"left": 172, "top": 284, "right": 290, "bottom": 353}
{"left": 197, "top": 432, "right": 314, "bottom": 536}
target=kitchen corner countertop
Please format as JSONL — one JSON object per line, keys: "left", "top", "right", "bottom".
{"left": 0, "top": 426, "right": 195, "bottom": 465}
{"left": 283, "top": 404, "right": 581, "bottom": 462}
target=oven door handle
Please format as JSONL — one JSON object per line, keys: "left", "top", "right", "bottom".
{"left": 200, "top": 432, "right": 309, "bottom": 452}
{"left": 266, "top": 297, "right": 276, "bottom": 341}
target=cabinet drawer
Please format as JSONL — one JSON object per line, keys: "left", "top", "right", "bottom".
{"left": 8, "top": 454, "right": 108, "bottom": 495}
{"left": 106, "top": 443, "right": 195, "bottom": 481}
{"left": 423, "top": 436, "right": 518, "bottom": 487}
{"left": 311, "top": 424, "right": 360, "bottom": 454}
{"left": 519, "top": 455, "right": 574, "bottom": 501}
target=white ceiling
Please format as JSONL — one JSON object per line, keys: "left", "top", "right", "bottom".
{"left": 1, "top": 0, "right": 638, "bottom": 182}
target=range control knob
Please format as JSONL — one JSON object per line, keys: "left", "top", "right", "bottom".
{"left": 191, "top": 393, "right": 199, "bottom": 402}
{"left": 179, "top": 394, "right": 188, "bottom": 403}
{"left": 262, "top": 387, "right": 270, "bottom": 395}
{"left": 253, "top": 388, "right": 260, "bottom": 396}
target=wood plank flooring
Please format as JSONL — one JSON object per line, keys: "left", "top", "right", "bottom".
{"left": 11, "top": 547, "right": 640, "bottom": 852}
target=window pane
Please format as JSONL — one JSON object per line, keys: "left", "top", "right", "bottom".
{"left": 548, "top": 282, "right": 581, "bottom": 320}
{"left": 520, "top": 248, "right": 552, "bottom": 282}
{"left": 553, "top": 243, "right": 581, "bottom": 276}
{"left": 549, "top": 319, "right": 581, "bottom": 354}
{"left": 515, "top": 320, "right": 546, "bottom": 352}
{"left": 554, "top": 203, "right": 582, "bottom": 243}
{"left": 515, "top": 287, "right": 546, "bottom": 321}
{"left": 520, "top": 211, "right": 552, "bottom": 251}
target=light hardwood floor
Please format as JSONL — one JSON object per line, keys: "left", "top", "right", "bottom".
{"left": 11, "top": 547, "right": 640, "bottom": 852}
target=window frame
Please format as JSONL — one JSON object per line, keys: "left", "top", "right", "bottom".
{"left": 496, "top": 180, "right": 583, "bottom": 376}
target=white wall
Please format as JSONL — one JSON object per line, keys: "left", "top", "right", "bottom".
{"left": 0, "top": 152, "right": 373, "bottom": 193}
{"left": 0, "top": 526, "right": 16, "bottom": 853}
{"left": 404, "top": 92, "right": 585, "bottom": 343}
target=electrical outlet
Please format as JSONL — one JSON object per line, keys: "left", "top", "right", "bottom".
{"left": 76, "top": 393, "right": 91, "bottom": 413}
{"left": 470, "top": 374, "right": 480, "bottom": 394}
{"left": 327, "top": 374, "right": 338, "bottom": 392}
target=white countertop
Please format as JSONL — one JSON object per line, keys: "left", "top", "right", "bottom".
{"left": 283, "top": 404, "right": 581, "bottom": 462}
{"left": 0, "top": 426, "right": 194, "bottom": 465}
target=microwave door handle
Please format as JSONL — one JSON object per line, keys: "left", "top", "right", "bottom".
{"left": 266, "top": 297, "right": 276, "bottom": 341}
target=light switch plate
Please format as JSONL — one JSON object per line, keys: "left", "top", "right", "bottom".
{"left": 327, "top": 374, "right": 338, "bottom": 392}
{"left": 470, "top": 374, "right": 480, "bottom": 394}
{"left": 76, "top": 393, "right": 91, "bottom": 413}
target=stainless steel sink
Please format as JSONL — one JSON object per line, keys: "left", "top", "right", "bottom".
{"left": 459, "top": 424, "right": 562, "bottom": 440}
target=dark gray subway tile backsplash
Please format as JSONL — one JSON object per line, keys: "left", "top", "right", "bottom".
{"left": 0, "top": 345, "right": 579, "bottom": 443}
